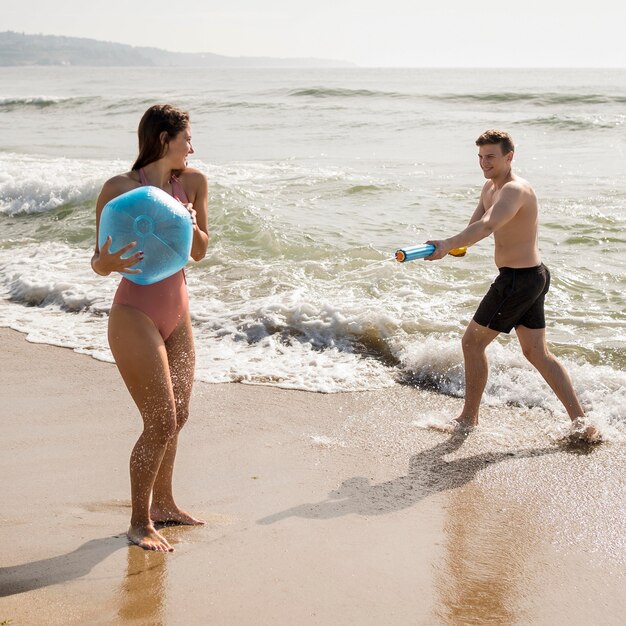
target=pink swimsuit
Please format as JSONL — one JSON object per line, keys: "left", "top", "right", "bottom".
{"left": 112, "top": 169, "right": 190, "bottom": 341}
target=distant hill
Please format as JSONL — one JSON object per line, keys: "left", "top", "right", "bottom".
{"left": 0, "top": 31, "right": 355, "bottom": 68}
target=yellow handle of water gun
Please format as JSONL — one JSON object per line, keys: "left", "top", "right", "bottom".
{"left": 448, "top": 247, "right": 468, "bottom": 257}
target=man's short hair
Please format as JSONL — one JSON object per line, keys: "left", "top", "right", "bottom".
{"left": 475, "top": 130, "right": 514, "bottom": 155}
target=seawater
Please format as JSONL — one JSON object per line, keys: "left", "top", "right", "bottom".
{"left": 0, "top": 67, "right": 624, "bottom": 430}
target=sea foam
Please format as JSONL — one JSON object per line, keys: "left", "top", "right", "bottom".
{"left": 0, "top": 153, "right": 123, "bottom": 215}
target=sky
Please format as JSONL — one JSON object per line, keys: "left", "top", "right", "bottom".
{"left": 4, "top": 0, "right": 626, "bottom": 67}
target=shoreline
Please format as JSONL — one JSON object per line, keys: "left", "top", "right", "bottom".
{"left": 1, "top": 327, "right": 625, "bottom": 625}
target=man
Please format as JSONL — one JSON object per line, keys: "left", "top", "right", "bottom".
{"left": 425, "top": 130, "right": 598, "bottom": 441}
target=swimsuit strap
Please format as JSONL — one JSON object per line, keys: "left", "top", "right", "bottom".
{"left": 169, "top": 174, "right": 189, "bottom": 204}
{"left": 138, "top": 167, "right": 150, "bottom": 185}
{"left": 138, "top": 168, "right": 189, "bottom": 203}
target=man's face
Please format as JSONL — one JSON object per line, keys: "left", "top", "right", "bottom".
{"left": 478, "top": 143, "right": 513, "bottom": 179}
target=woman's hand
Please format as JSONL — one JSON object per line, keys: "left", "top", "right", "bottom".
{"left": 176, "top": 198, "right": 198, "bottom": 231}
{"left": 92, "top": 236, "right": 144, "bottom": 276}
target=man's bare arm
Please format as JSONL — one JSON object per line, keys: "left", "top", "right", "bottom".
{"left": 467, "top": 189, "right": 487, "bottom": 225}
{"left": 426, "top": 183, "right": 524, "bottom": 259}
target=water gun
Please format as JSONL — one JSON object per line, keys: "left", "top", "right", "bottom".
{"left": 394, "top": 244, "right": 467, "bottom": 263}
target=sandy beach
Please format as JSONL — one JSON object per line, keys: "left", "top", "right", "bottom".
{"left": 1, "top": 327, "right": 624, "bottom": 625}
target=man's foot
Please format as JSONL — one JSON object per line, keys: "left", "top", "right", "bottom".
{"left": 569, "top": 418, "right": 602, "bottom": 444}
{"left": 432, "top": 417, "right": 476, "bottom": 434}
{"left": 127, "top": 523, "right": 174, "bottom": 552}
{"left": 150, "top": 504, "right": 205, "bottom": 526}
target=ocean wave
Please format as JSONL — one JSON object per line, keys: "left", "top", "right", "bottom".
{"left": 0, "top": 241, "right": 624, "bottom": 429}
{"left": 346, "top": 184, "right": 387, "bottom": 194}
{"left": 0, "top": 96, "right": 98, "bottom": 111}
{"left": 288, "top": 87, "right": 405, "bottom": 99}
{"left": 285, "top": 88, "right": 626, "bottom": 107}
{"left": 102, "top": 97, "right": 158, "bottom": 112}
{"left": 397, "top": 335, "right": 626, "bottom": 431}
{"left": 0, "top": 154, "right": 123, "bottom": 215}
{"left": 201, "top": 160, "right": 408, "bottom": 256}
{"left": 6, "top": 273, "right": 95, "bottom": 312}
{"left": 433, "top": 92, "right": 626, "bottom": 106}
{"left": 0, "top": 243, "right": 109, "bottom": 310}
{"left": 212, "top": 100, "right": 284, "bottom": 111}
{"left": 520, "top": 115, "right": 625, "bottom": 131}
{"left": 193, "top": 326, "right": 397, "bottom": 393}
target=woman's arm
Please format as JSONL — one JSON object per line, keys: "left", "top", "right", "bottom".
{"left": 91, "top": 176, "right": 143, "bottom": 276}
{"left": 182, "top": 168, "right": 209, "bottom": 261}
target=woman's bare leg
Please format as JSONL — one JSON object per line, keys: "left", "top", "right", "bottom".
{"left": 150, "top": 314, "right": 204, "bottom": 525}
{"left": 108, "top": 304, "right": 177, "bottom": 552}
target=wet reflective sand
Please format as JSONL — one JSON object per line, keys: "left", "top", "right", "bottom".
{"left": 1, "top": 328, "right": 624, "bottom": 625}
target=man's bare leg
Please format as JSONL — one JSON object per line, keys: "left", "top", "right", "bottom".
{"left": 515, "top": 325, "right": 599, "bottom": 441}
{"left": 454, "top": 320, "right": 500, "bottom": 428}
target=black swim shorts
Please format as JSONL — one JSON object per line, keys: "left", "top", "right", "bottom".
{"left": 473, "top": 263, "right": 550, "bottom": 333}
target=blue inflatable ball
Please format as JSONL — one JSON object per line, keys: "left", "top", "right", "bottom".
{"left": 98, "top": 186, "right": 193, "bottom": 285}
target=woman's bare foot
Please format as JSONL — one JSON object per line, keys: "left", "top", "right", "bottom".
{"left": 127, "top": 523, "right": 174, "bottom": 552}
{"left": 150, "top": 503, "right": 205, "bottom": 526}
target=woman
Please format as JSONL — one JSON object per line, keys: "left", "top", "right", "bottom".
{"left": 92, "top": 104, "right": 209, "bottom": 552}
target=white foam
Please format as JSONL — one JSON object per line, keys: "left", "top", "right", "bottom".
{"left": 0, "top": 239, "right": 624, "bottom": 435}
{"left": 398, "top": 333, "right": 625, "bottom": 432}
{"left": 0, "top": 153, "right": 124, "bottom": 215}
{"left": 0, "top": 96, "right": 81, "bottom": 107}
{"left": 189, "top": 283, "right": 401, "bottom": 392}
{"left": 0, "top": 242, "right": 114, "bottom": 356}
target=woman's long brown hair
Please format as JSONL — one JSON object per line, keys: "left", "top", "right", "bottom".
{"left": 132, "top": 104, "right": 190, "bottom": 171}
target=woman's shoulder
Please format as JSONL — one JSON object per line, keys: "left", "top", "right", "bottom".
{"left": 178, "top": 167, "right": 208, "bottom": 193}
{"left": 179, "top": 167, "right": 207, "bottom": 183}
{"left": 103, "top": 170, "right": 141, "bottom": 191}
{"left": 99, "top": 171, "right": 142, "bottom": 204}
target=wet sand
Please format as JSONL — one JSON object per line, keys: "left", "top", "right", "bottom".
{"left": 1, "top": 327, "right": 625, "bottom": 625}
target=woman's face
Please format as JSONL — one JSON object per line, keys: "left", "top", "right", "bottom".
{"left": 166, "top": 124, "right": 194, "bottom": 169}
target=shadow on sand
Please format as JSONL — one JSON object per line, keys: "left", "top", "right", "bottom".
{"left": 0, "top": 535, "right": 126, "bottom": 597}
{"left": 258, "top": 432, "right": 597, "bottom": 524}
